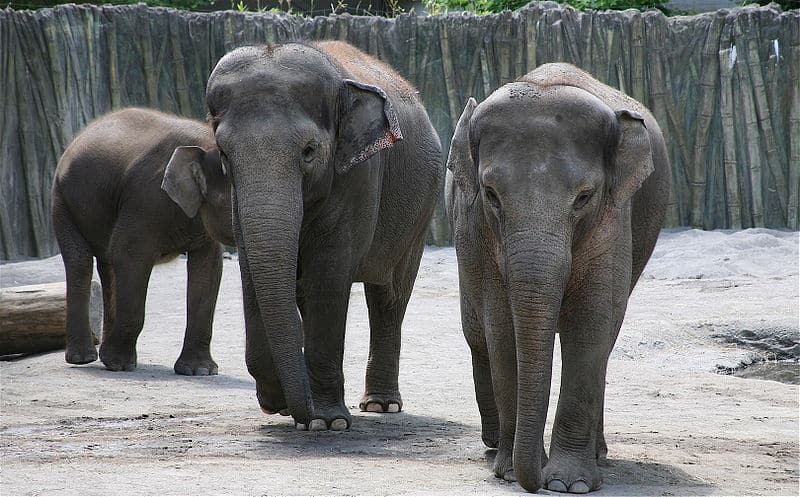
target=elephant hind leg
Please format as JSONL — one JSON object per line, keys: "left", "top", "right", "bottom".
{"left": 52, "top": 189, "right": 98, "bottom": 365}
{"left": 360, "top": 240, "right": 425, "bottom": 414}
{"left": 97, "top": 260, "right": 116, "bottom": 339}
{"left": 99, "top": 222, "right": 157, "bottom": 372}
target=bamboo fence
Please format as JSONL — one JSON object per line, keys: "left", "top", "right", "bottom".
{"left": 0, "top": 2, "right": 797, "bottom": 259}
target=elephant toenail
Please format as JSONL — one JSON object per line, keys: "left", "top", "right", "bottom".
{"left": 195, "top": 367, "right": 209, "bottom": 376}
{"left": 366, "top": 403, "right": 383, "bottom": 413}
{"left": 387, "top": 403, "right": 400, "bottom": 413}
{"left": 502, "top": 470, "right": 516, "bottom": 482}
{"left": 546, "top": 480, "right": 568, "bottom": 492}
{"left": 330, "top": 419, "right": 348, "bottom": 430}
{"left": 261, "top": 406, "right": 276, "bottom": 415}
{"left": 569, "top": 481, "right": 591, "bottom": 493}
{"left": 295, "top": 423, "right": 307, "bottom": 431}
{"left": 279, "top": 409, "right": 290, "bottom": 416}
{"left": 309, "top": 419, "right": 326, "bottom": 431}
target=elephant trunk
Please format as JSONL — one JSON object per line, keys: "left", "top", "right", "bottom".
{"left": 505, "top": 230, "right": 570, "bottom": 492}
{"left": 236, "top": 172, "right": 314, "bottom": 425}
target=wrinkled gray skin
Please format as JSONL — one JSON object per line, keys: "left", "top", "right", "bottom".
{"left": 52, "top": 108, "right": 234, "bottom": 375}
{"left": 206, "top": 42, "right": 442, "bottom": 430}
{"left": 446, "top": 63, "right": 671, "bottom": 493}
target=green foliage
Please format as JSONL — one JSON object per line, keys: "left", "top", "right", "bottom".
{"left": 424, "top": 0, "right": 666, "bottom": 14}
{"left": 744, "top": 0, "right": 799, "bottom": 11}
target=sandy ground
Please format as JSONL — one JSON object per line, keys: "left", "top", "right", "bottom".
{"left": 1, "top": 228, "right": 798, "bottom": 496}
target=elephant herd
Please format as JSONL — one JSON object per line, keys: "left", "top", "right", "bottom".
{"left": 52, "top": 40, "right": 670, "bottom": 493}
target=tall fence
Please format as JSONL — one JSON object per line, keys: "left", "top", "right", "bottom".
{"left": 1, "top": 2, "right": 798, "bottom": 259}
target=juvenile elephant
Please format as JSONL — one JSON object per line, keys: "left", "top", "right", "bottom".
{"left": 52, "top": 108, "right": 234, "bottom": 375}
{"left": 206, "top": 42, "right": 442, "bottom": 430}
{"left": 446, "top": 63, "right": 671, "bottom": 493}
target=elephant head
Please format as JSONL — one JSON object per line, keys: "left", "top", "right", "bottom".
{"left": 162, "top": 145, "right": 235, "bottom": 247}
{"left": 204, "top": 44, "right": 402, "bottom": 424}
{"left": 447, "top": 84, "right": 654, "bottom": 491}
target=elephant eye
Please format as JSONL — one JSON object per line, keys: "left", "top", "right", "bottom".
{"left": 574, "top": 189, "right": 595, "bottom": 210}
{"left": 484, "top": 187, "right": 501, "bottom": 210}
{"left": 302, "top": 142, "right": 317, "bottom": 163}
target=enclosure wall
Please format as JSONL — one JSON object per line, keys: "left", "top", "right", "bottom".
{"left": 1, "top": 2, "right": 798, "bottom": 259}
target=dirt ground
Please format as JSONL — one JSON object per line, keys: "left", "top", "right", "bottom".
{"left": 1, "top": 229, "right": 798, "bottom": 496}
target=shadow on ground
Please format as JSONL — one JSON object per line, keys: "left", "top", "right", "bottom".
{"left": 251, "top": 411, "right": 475, "bottom": 459}
{"left": 601, "top": 457, "right": 712, "bottom": 490}
{"left": 69, "top": 361, "right": 256, "bottom": 389}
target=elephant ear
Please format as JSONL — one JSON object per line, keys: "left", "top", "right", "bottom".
{"left": 609, "top": 109, "right": 655, "bottom": 207}
{"left": 446, "top": 97, "right": 478, "bottom": 203}
{"left": 334, "top": 79, "right": 403, "bottom": 175}
{"left": 162, "top": 146, "right": 210, "bottom": 218}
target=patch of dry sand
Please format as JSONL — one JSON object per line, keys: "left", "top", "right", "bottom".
{"left": 1, "top": 229, "right": 797, "bottom": 495}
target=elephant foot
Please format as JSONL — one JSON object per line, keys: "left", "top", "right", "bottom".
{"left": 256, "top": 381, "right": 288, "bottom": 415}
{"left": 493, "top": 448, "right": 515, "bottom": 481}
{"left": 295, "top": 402, "right": 352, "bottom": 431}
{"left": 542, "top": 454, "right": 601, "bottom": 494}
{"left": 65, "top": 343, "right": 98, "bottom": 365}
{"left": 174, "top": 351, "right": 219, "bottom": 376}
{"left": 359, "top": 391, "right": 402, "bottom": 413}
{"left": 99, "top": 342, "right": 137, "bottom": 372}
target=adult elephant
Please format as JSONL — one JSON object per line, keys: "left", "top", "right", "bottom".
{"left": 206, "top": 42, "right": 442, "bottom": 431}
{"left": 52, "top": 108, "right": 234, "bottom": 375}
{"left": 446, "top": 63, "right": 671, "bottom": 493}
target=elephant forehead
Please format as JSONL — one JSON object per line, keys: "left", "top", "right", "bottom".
{"left": 208, "top": 45, "right": 340, "bottom": 130}
{"left": 478, "top": 84, "right": 613, "bottom": 131}
{"left": 209, "top": 44, "right": 339, "bottom": 101}
{"left": 474, "top": 85, "right": 614, "bottom": 161}
{"left": 213, "top": 44, "right": 334, "bottom": 77}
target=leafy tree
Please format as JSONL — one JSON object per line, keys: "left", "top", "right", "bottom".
{"left": 426, "top": 0, "right": 667, "bottom": 14}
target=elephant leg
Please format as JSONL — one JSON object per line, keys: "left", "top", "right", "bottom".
{"left": 543, "top": 322, "right": 617, "bottom": 493}
{"left": 485, "top": 315, "right": 519, "bottom": 482}
{"left": 174, "top": 241, "right": 222, "bottom": 376}
{"left": 461, "top": 301, "right": 499, "bottom": 448}
{"left": 52, "top": 191, "right": 97, "bottom": 365}
{"left": 96, "top": 260, "right": 116, "bottom": 339}
{"left": 595, "top": 315, "right": 624, "bottom": 466}
{"left": 478, "top": 273, "right": 532, "bottom": 481}
{"left": 360, "top": 241, "right": 424, "bottom": 414}
{"left": 238, "top": 243, "right": 287, "bottom": 416}
{"left": 298, "top": 279, "right": 352, "bottom": 430}
{"left": 98, "top": 258, "right": 153, "bottom": 372}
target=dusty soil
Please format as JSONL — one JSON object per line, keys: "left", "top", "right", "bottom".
{"left": 1, "top": 229, "right": 798, "bottom": 495}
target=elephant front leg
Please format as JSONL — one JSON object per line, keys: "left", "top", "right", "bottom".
{"left": 543, "top": 336, "right": 608, "bottom": 494}
{"left": 298, "top": 282, "right": 352, "bottom": 431}
{"left": 480, "top": 277, "right": 546, "bottom": 482}
{"left": 461, "top": 301, "right": 499, "bottom": 448}
{"left": 174, "top": 241, "right": 222, "bottom": 376}
{"left": 485, "top": 317, "right": 519, "bottom": 482}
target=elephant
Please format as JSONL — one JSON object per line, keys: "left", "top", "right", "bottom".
{"left": 206, "top": 41, "right": 442, "bottom": 430}
{"left": 445, "top": 63, "right": 671, "bottom": 493}
{"left": 52, "top": 107, "right": 234, "bottom": 375}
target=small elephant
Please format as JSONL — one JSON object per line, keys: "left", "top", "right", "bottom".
{"left": 52, "top": 108, "right": 234, "bottom": 375}
{"left": 446, "top": 63, "right": 671, "bottom": 493}
{"left": 206, "top": 42, "right": 442, "bottom": 430}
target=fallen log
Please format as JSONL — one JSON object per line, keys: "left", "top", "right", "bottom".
{"left": 0, "top": 281, "right": 102, "bottom": 356}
